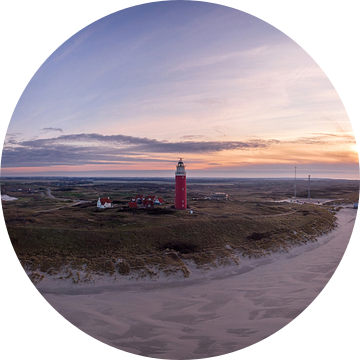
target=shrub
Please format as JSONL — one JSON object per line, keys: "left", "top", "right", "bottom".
{"left": 159, "top": 241, "right": 200, "bottom": 254}
{"left": 116, "top": 261, "right": 131, "bottom": 275}
{"left": 246, "top": 232, "right": 271, "bottom": 241}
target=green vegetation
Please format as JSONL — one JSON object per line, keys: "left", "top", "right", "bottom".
{"left": 1, "top": 177, "right": 358, "bottom": 283}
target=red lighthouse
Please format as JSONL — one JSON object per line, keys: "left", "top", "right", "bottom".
{"left": 175, "top": 158, "right": 187, "bottom": 209}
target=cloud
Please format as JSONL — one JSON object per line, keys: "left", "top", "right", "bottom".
{"left": 51, "top": 28, "right": 95, "bottom": 64}
{"left": 15, "top": 133, "right": 273, "bottom": 153}
{"left": 186, "top": 98, "right": 227, "bottom": 106}
{"left": 285, "top": 133, "right": 356, "bottom": 146}
{"left": 169, "top": 46, "right": 269, "bottom": 74}
{"left": 310, "top": 133, "right": 355, "bottom": 141}
{"left": 41, "top": 127, "right": 63, "bottom": 133}
{"left": 180, "top": 135, "right": 207, "bottom": 140}
{"left": 1, "top": 145, "right": 170, "bottom": 168}
{"left": 4, "top": 139, "right": 18, "bottom": 145}
{"left": 1, "top": 132, "right": 355, "bottom": 169}
{"left": 4, "top": 132, "right": 22, "bottom": 146}
{"left": 2, "top": 132, "right": 273, "bottom": 168}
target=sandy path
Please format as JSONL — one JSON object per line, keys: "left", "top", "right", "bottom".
{"left": 46, "top": 188, "right": 57, "bottom": 199}
{"left": 39, "top": 208, "right": 356, "bottom": 359}
{"left": 36, "top": 188, "right": 91, "bottom": 212}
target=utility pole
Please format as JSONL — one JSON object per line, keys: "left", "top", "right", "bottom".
{"left": 294, "top": 166, "right": 297, "bottom": 198}
{"left": 308, "top": 175, "right": 310, "bottom": 199}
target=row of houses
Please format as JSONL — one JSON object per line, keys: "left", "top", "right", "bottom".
{"left": 128, "top": 195, "right": 164, "bottom": 209}
{"left": 97, "top": 194, "right": 165, "bottom": 209}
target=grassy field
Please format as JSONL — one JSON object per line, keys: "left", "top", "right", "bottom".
{"left": 1, "top": 177, "right": 358, "bottom": 282}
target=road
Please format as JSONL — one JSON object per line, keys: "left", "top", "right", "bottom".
{"left": 36, "top": 188, "right": 92, "bottom": 213}
{"left": 46, "top": 187, "right": 72, "bottom": 201}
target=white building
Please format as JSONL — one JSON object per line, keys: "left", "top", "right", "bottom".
{"left": 209, "top": 193, "right": 228, "bottom": 200}
{"left": 97, "top": 197, "right": 113, "bottom": 208}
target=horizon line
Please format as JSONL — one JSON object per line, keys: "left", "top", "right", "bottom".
{"left": 1, "top": 175, "right": 359, "bottom": 181}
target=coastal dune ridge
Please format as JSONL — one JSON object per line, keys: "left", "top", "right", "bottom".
{"left": 25, "top": 201, "right": 337, "bottom": 287}
{"left": 3, "top": 180, "right": 348, "bottom": 283}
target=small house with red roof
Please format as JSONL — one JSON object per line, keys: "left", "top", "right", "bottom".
{"left": 145, "top": 195, "right": 156, "bottom": 202}
{"left": 97, "top": 197, "right": 113, "bottom": 209}
{"left": 143, "top": 199, "right": 154, "bottom": 209}
{"left": 135, "top": 195, "right": 144, "bottom": 204}
{"left": 154, "top": 197, "right": 164, "bottom": 205}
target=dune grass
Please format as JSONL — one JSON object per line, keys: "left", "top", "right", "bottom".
{"left": 2, "top": 177, "right": 356, "bottom": 283}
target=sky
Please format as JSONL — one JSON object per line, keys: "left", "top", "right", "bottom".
{"left": 1, "top": 1, "right": 358, "bottom": 179}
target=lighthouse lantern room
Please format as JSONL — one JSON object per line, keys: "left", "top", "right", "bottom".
{"left": 175, "top": 158, "right": 187, "bottom": 209}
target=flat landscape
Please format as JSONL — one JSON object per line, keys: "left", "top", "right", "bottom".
{"left": 1, "top": 177, "right": 358, "bottom": 283}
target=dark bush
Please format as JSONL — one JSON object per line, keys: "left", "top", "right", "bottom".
{"left": 116, "top": 261, "right": 130, "bottom": 275}
{"left": 146, "top": 208, "right": 175, "bottom": 215}
{"left": 246, "top": 232, "right": 271, "bottom": 241}
{"left": 159, "top": 241, "right": 200, "bottom": 254}
{"left": 53, "top": 187, "right": 75, "bottom": 192}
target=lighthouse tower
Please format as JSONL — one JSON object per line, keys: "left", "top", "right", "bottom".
{"left": 175, "top": 158, "right": 187, "bottom": 209}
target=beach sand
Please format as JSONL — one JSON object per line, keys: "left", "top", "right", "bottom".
{"left": 35, "top": 207, "right": 357, "bottom": 359}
